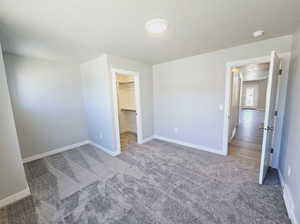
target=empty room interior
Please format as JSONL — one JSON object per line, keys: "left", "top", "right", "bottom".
{"left": 0, "top": 1, "right": 300, "bottom": 224}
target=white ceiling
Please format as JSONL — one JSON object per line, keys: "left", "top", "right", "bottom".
{"left": 1, "top": 0, "right": 300, "bottom": 64}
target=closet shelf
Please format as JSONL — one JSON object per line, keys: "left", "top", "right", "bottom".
{"left": 121, "top": 108, "right": 136, "bottom": 112}
{"left": 118, "top": 81, "right": 134, "bottom": 85}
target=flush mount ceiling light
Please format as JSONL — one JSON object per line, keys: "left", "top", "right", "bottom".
{"left": 145, "top": 18, "right": 168, "bottom": 34}
{"left": 253, "top": 30, "right": 265, "bottom": 38}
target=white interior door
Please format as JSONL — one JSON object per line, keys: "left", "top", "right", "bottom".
{"left": 259, "top": 51, "right": 281, "bottom": 184}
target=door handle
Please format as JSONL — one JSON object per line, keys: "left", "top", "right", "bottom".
{"left": 259, "top": 126, "right": 273, "bottom": 131}
{"left": 264, "top": 126, "right": 273, "bottom": 131}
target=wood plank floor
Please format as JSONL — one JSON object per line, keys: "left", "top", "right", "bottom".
{"left": 229, "top": 109, "right": 264, "bottom": 168}
{"left": 120, "top": 132, "right": 137, "bottom": 150}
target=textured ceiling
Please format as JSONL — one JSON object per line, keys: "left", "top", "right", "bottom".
{"left": 1, "top": 0, "right": 300, "bottom": 64}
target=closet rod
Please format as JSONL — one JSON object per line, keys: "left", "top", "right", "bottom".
{"left": 118, "top": 81, "right": 134, "bottom": 85}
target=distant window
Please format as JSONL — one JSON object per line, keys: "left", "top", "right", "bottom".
{"left": 245, "top": 87, "right": 255, "bottom": 107}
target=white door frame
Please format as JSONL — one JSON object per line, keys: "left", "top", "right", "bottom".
{"left": 222, "top": 53, "right": 290, "bottom": 163}
{"left": 111, "top": 68, "right": 143, "bottom": 154}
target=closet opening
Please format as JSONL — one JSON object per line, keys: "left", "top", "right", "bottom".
{"left": 111, "top": 69, "right": 143, "bottom": 154}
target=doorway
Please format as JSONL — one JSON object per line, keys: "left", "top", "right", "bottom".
{"left": 112, "top": 69, "right": 143, "bottom": 154}
{"left": 229, "top": 63, "right": 269, "bottom": 169}
{"left": 223, "top": 52, "right": 285, "bottom": 184}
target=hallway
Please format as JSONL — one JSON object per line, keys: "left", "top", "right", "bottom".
{"left": 230, "top": 109, "right": 265, "bottom": 168}
{"left": 233, "top": 109, "right": 265, "bottom": 146}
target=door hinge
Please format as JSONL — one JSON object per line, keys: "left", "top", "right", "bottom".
{"left": 279, "top": 69, "right": 283, "bottom": 75}
{"left": 270, "top": 148, "right": 274, "bottom": 154}
{"left": 274, "top": 111, "right": 278, "bottom": 116}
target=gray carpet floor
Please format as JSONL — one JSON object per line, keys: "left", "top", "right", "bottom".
{"left": 0, "top": 140, "right": 290, "bottom": 224}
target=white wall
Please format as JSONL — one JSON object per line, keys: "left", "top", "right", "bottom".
{"left": 80, "top": 55, "right": 116, "bottom": 151}
{"left": 0, "top": 44, "right": 28, "bottom": 201}
{"left": 80, "top": 54, "right": 154, "bottom": 153}
{"left": 153, "top": 35, "right": 292, "bottom": 152}
{"left": 279, "top": 25, "right": 300, "bottom": 223}
{"left": 4, "top": 53, "right": 88, "bottom": 159}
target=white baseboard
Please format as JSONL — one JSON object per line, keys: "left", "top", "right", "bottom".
{"left": 153, "top": 135, "right": 225, "bottom": 156}
{"left": 23, "top": 141, "right": 90, "bottom": 163}
{"left": 0, "top": 187, "right": 31, "bottom": 209}
{"left": 279, "top": 170, "right": 298, "bottom": 224}
{"left": 140, "top": 135, "right": 155, "bottom": 144}
{"left": 88, "top": 141, "right": 120, "bottom": 157}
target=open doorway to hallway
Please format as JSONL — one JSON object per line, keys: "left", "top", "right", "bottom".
{"left": 228, "top": 63, "right": 270, "bottom": 168}
{"left": 224, "top": 52, "right": 291, "bottom": 184}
